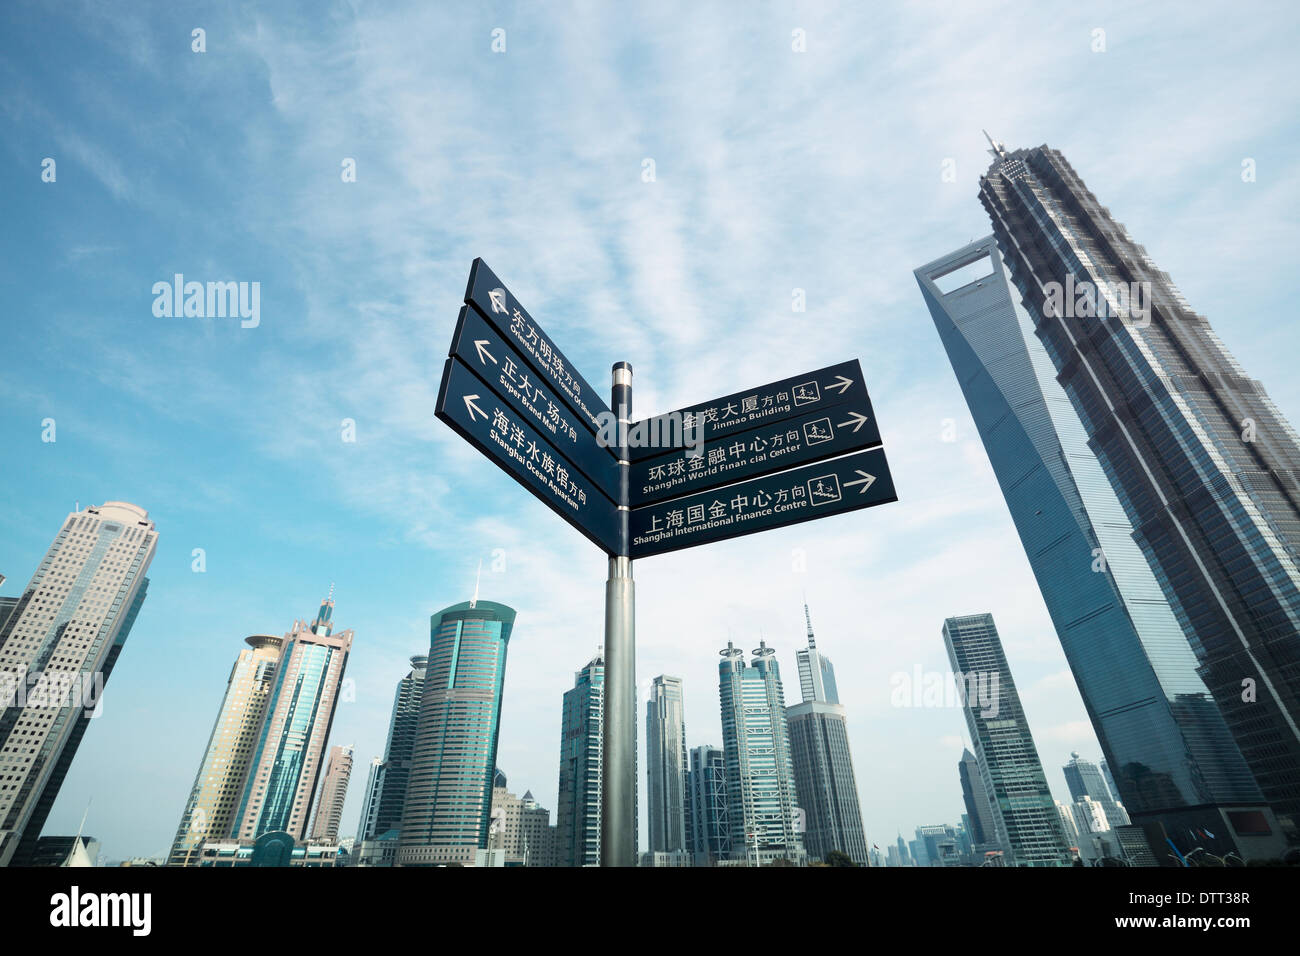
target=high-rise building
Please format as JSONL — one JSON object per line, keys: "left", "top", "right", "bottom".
{"left": 169, "top": 634, "right": 283, "bottom": 866}
{"left": 356, "top": 756, "right": 384, "bottom": 843}
{"left": 941, "top": 613, "right": 1072, "bottom": 866}
{"left": 978, "top": 138, "right": 1300, "bottom": 837}
{"left": 398, "top": 599, "right": 515, "bottom": 867}
{"left": 310, "top": 745, "right": 354, "bottom": 843}
{"left": 917, "top": 233, "right": 1279, "bottom": 860}
{"left": 359, "top": 655, "right": 426, "bottom": 844}
{"left": 646, "top": 675, "right": 687, "bottom": 853}
{"left": 0, "top": 501, "right": 157, "bottom": 867}
{"left": 718, "top": 641, "right": 804, "bottom": 866}
{"left": 685, "top": 744, "right": 730, "bottom": 866}
{"left": 958, "top": 747, "right": 1000, "bottom": 854}
{"left": 232, "top": 591, "right": 354, "bottom": 843}
{"left": 786, "top": 606, "right": 868, "bottom": 865}
{"left": 895, "top": 833, "right": 910, "bottom": 867}
{"left": 489, "top": 780, "right": 554, "bottom": 867}
{"left": 556, "top": 655, "right": 603, "bottom": 867}
{"left": 1063, "top": 752, "right": 1129, "bottom": 831}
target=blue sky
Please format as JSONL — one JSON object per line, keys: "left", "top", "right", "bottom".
{"left": 2, "top": 1, "right": 1298, "bottom": 860}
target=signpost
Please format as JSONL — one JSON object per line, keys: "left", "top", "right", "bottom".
{"left": 434, "top": 259, "right": 898, "bottom": 868}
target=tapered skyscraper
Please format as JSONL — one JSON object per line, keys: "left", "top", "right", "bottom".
{"left": 398, "top": 599, "right": 515, "bottom": 866}
{"left": 169, "top": 634, "right": 283, "bottom": 866}
{"left": 0, "top": 502, "right": 156, "bottom": 867}
{"left": 233, "top": 591, "right": 354, "bottom": 843}
{"left": 556, "top": 655, "right": 604, "bottom": 867}
{"left": 959, "top": 747, "right": 999, "bottom": 855}
{"left": 978, "top": 138, "right": 1300, "bottom": 836}
{"left": 310, "top": 744, "right": 354, "bottom": 843}
{"left": 917, "top": 234, "right": 1279, "bottom": 860}
{"left": 719, "top": 641, "right": 804, "bottom": 865}
{"left": 942, "top": 614, "right": 1071, "bottom": 866}
{"left": 786, "top": 606, "right": 869, "bottom": 865}
{"left": 646, "top": 675, "right": 687, "bottom": 853}
{"left": 358, "top": 654, "right": 427, "bottom": 844}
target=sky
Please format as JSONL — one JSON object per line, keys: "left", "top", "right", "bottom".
{"left": 2, "top": 1, "right": 1298, "bottom": 861}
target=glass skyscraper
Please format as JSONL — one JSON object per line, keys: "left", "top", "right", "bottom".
{"left": 646, "top": 674, "right": 687, "bottom": 853}
{"left": 1063, "top": 751, "right": 1128, "bottom": 831}
{"left": 233, "top": 592, "right": 354, "bottom": 843}
{"left": 959, "top": 746, "right": 1000, "bottom": 856}
{"left": 685, "top": 744, "right": 729, "bottom": 866}
{"left": 398, "top": 599, "right": 515, "bottom": 866}
{"left": 786, "top": 606, "right": 869, "bottom": 865}
{"left": 718, "top": 641, "right": 805, "bottom": 865}
{"left": 359, "top": 654, "right": 427, "bottom": 844}
{"left": 556, "top": 654, "right": 603, "bottom": 867}
{"left": 978, "top": 139, "right": 1300, "bottom": 837}
{"left": 917, "top": 234, "right": 1277, "bottom": 860}
{"left": 0, "top": 501, "right": 156, "bottom": 867}
{"left": 941, "top": 613, "right": 1072, "bottom": 867}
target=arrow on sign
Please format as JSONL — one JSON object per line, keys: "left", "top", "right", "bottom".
{"left": 464, "top": 394, "right": 487, "bottom": 422}
{"left": 845, "top": 470, "right": 876, "bottom": 493}
{"left": 827, "top": 375, "right": 853, "bottom": 394}
{"left": 473, "top": 339, "right": 497, "bottom": 366}
{"left": 838, "top": 411, "right": 870, "bottom": 432}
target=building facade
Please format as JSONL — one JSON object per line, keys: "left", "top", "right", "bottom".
{"left": 556, "top": 655, "right": 603, "bottom": 867}
{"left": 398, "top": 599, "right": 515, "bottom": 866}
{"left": 959, "top": 746, "right": 1001, "bottom": 857}
{"left": 646, "top": 674, "right": 687, "bottom": 853}
{"left": 685, "top": 744, "right": 729, "bottom": 866}
{"left": 310, "top": 744, "right": 354, "bottom": 843}
{"left": 941, "top": 614, "right": 1072, "bottom": 866}
{"left": 978, "top": 139, "right": 1300, "bottom": 836}
{"left": 359, "top": 654, "right": 427, "bottom": 844}
{"left": 169, "top": 634, "right": 283, "bottom": 866}
{"left": 0, "top": 501, "right": 157, "bottom": 867}
{"left": 1063, "top": 751, "right": 1129, "bottom": 831}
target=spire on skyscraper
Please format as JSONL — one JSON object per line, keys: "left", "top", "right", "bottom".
{"left": 804, "top": 601, "right": 816, "bottom": 649}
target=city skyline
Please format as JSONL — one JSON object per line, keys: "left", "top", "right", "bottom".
{"left": 3, "top": 2, "right": 1298, "bottom": 863}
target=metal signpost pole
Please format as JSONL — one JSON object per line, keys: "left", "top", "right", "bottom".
{"left": 602, "top": 361, "right": 636, "bottom": 867}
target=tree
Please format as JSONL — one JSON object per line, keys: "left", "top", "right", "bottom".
{"left": 825, "top": 850, "right": 856, "bottom": 867}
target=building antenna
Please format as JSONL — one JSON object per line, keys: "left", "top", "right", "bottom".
{"left": 982, "top": 129, "right": 1007, "bottom": 160}
{"left": 470, "top": 559, "right": 482, "bottom": 608}
{"left": 803, "top": 599, "right": 816, "bottom": 649}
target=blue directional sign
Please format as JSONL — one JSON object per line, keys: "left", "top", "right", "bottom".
{"left": 628, "top": 446, "right": 897, "bottom": 559}
{"left": 628, "top": 397, "right": 881, "bottom": 506}
{"left": 464, "top": 258, "right": 612, "bottom": 433}
{"left": 626, "top": 360, "right": 872, "bottom": 461}
{"left": 436, "top": 358, "right": 622, "bottom": 554}
{"left": 450, "top": 305, "right": 621, "bottom": 496}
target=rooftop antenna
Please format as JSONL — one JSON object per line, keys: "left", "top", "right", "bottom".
{"left": 470, "top": 559, "right": 482, "bottom": 608}
{"left": 804, "top": 599, "right": 816, "bottom": 649}
{"left": 982, "top": 129, "right": 1008, "bottom": 160}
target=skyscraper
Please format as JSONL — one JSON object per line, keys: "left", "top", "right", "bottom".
{"left": 490, "top": 780, "right": 554, "bottom": 867}
{"left": 685, "top": 744, "right": 730, "bottom": 866}
{"left": 1063, "top": 751, "right": 1128, "bottom": 831}
{"left": 360, "top": 654, "right": 427, "bottom": 843}
{"left": 310, "top": 744, "right": 354, "bottom": 843}
{"left": 718, "top": 641, "right": 804, "bottom": 865}
{"left": 169, "top": 634, "right": 283, "bottom": 866}
{"left": 646, "top": 674, "right": 687, "bottom": 853}
{"left": 556, "top": 655, "right": 603, "bottom": 867}
{"left": 232, "top": 591, "right": 354, "bottom": 843}
{"left": 786, "top": 606, "right": 869, "bottom": 865}
{"left": 941, "top": 613, "right": 1072, "bottom": 866}
{"left": 916, "top": 233, "right": 1278, "bottom": 859}
{"left": 398, "top": 599, "right": 515, "bottom": 866}
{"left": 356, "top": 757, "right": 383, "bottom": 843}
{"left": 0, "top": 501, "right": 157, "bottom": 867}
{"left": 958, "top": 746, "right": 1000, "bottom": 854}
{"left": 978, "top": 138, "right": 1300, "bottom": 835}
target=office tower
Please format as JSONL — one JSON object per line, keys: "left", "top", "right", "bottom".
{"left": 169, "top": 634, "right": 283, "bottom": 866}
{"left": 941, "top": 614, "right": 1072, "bottom": 866}
{"left": 356, "top": 757, "right": 383, "bottom": 842}
{"left": 685, "top": 744, "right": 730, "bottom": 866}
{"left": 1064, "top": 752, "right": 1128, "bottom": 831}
{"left": 917, "top": 234, "right": 1279, "bottom": 859}
{"left": 359, "top": 655, "right": 427, "bottom": 844}
{"left": 0, "top": 501, "right": 157, "bottom": 867}
{"left": 310, "top": 745, "right": 354, "bottom": 843}
{"left": 896, "top": 833, "right": 910, "bottom": 866}
{"left": 646, "top": 675, "right": 687, "bottom": 853}
{"left": 490, "top": 781, "right": 554, "bottom": 866}
{"left": 398, "top": 599, "right": 515, "bottom": 867}
{"left": 232, "top": 591, "right": 354, "bottom": 843}
{"left": 916, "top": 824, "right": 962, "bottom": 867}
{"left": 557, "top": 655, "right": 604, "bottom": 867}
{"left": 718, "top": 641, "right": 805, "bottom": 866}
{"left": 977, "top": 138, "right": 1300, "bottom": 835}
{"left": 958, "top": 747, "right": 1000, "bottom": 853}
{"left": 908, "top": 838, "right": 925, "bottom": 867}
{"left": 786, "top": 606, "right": 869, "bottom": 865}
{"left": 1056, "top": 801, "right": 1081, "bottom": 848}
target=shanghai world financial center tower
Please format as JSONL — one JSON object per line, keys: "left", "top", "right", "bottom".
{"left": 917, "top": 138, "right": 1300, "bottom": 856}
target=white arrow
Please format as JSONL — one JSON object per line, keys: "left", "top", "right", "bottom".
{"left": 826, "top": 375, "right": 853, "bottom": 394}
{"left": 473, "top": 339, "right": 497, "bottom": 365}
{"left": 463, "top": 394, "right": 487, "bottom": 422}
{"left": 838, "top": 411, "right": 869, "bottom": 433}
{"left": 844, "top": 470, "right": 876, "bottom": 493}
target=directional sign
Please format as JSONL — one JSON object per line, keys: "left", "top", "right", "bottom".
{"left": 436, "top": 358, "right": 622, "bottom": 554}
{"left": 628, "top": 446, "right": 896, "bottom": 559}
{"left": 450, "top": 306, "right": 621, "bottom": 497}
{"left": 629, "top": 397, "right": 881, "bottom": 506}
{"left": 627, "top": 360, "right": 872, "bottom": 461}
{"left": 464, "top": 258, "right": 612, "bottom": 433}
